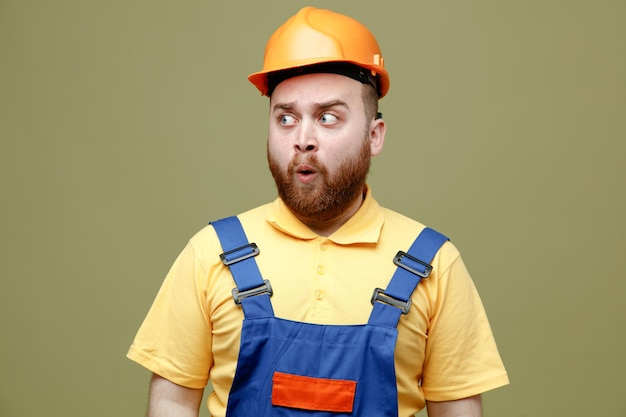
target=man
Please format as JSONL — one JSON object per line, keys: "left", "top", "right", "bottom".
{"left": 128, "top": 6, "right": 508, "bottom": 417}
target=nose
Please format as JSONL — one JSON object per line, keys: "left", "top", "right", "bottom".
{"left": 294, "top": 120, "right": 318, "bottom": 153}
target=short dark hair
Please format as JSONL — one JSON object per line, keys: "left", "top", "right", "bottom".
{"left": 362, "top": 83, "right": 379, "bottom": 124}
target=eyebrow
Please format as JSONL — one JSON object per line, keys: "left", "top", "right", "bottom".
{"left": 272, "top": 100, "right": 349, "bottom": 113}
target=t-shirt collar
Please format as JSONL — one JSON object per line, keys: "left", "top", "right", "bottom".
{"left": 265, "top": 185, "right": 384, "bottom": 244}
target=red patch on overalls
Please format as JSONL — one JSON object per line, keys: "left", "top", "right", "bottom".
{"left": 271, "top": 371, "right": 357, "bottom": 412}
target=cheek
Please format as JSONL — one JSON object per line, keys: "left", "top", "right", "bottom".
{"left": 267, "top": 137, "right": 290, "bottom": 166}
{"left": 268, "top": 135, "right": 285, "bottom": 152}
{"left": 268, "top": 125, "right": 288, "bottom": 147}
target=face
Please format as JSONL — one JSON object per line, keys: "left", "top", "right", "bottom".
{"left": 267, "top": 73, "right": 385, "bottom": 223}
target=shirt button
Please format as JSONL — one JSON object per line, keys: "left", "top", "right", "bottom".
{"left": 320, "top": 241, "right": 328, "bottom": 251}
{"left": 315, "top": 290, "right": 324, "bottom": 300}
{"left": 317, "top": 265, "right": 325, "bottom": 275}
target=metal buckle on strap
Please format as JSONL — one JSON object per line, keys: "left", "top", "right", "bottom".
{"left": 232, "top": 280, "right": 273, "bottom": 305}
{"left": 371, "top": 288, "right": 412, "bottom": 315}
{"left": 219, "top": 243, "right": 260, "bottom": 266}
{"left": 393, "top": 250, "right": 433, "bottom": 278}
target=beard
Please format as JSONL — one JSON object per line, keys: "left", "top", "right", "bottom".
{"left": 267, "top": 138, "right": 372, "bottom": 224}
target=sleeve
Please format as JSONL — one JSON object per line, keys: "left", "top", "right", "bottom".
{"left": 421, "top": 252, "right": 509, "bottom": 401}
{"left": 127, "top": 241, "right": 213, "bottom": 389}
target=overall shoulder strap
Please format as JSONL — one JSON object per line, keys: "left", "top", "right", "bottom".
{"left": 368, "top": 227, "right": 449, "bottom": 328}
{"left": 210, "top": 216, "right": 274, "bottom": 319}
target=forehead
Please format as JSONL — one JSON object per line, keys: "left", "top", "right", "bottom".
{"left": 270, "top": 73, "right": 363, "bottom": 107}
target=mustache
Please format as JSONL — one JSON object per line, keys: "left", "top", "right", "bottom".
{"left": 288, "top": 154, "right": 326, "bottom": 174}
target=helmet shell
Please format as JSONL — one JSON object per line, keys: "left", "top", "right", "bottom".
{"left": 248, "top": 7, "right": 389, "bottom": 97}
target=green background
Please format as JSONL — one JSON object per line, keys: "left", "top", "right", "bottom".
{"left": 1, "top": 1, "right": 624, "bottom": 416}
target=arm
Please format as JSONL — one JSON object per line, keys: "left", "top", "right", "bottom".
{"left": 147, "top": 373, "right": 204, "bottom": 417}
{"left": 426, "top": 395, "right": 482, "bottom": 417}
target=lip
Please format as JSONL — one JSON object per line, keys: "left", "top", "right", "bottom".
{"left": 295, "top": 164, "right": 317, "bottom": 184}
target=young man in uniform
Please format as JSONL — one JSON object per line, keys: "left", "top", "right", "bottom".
{"left": 128, "top": 7, "right": 509, "bottom": 417}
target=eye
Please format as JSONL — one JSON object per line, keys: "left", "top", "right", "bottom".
{"left": 279, "top": 114, "right": 297, "bottom": 126}
{"left": 319, "top": 113, "right": 338, "bottom": 125}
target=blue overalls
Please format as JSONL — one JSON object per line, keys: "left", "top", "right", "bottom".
{"left": 211, "top": 216, "right": 448, "bottom": 417}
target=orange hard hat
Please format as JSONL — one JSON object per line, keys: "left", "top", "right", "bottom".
{"left": 248, "top": 7, "right": 389, "bottom": 98}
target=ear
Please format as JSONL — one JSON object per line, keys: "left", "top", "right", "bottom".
{"left": 369, "top": 117, "right": 386, "bottom": 156}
